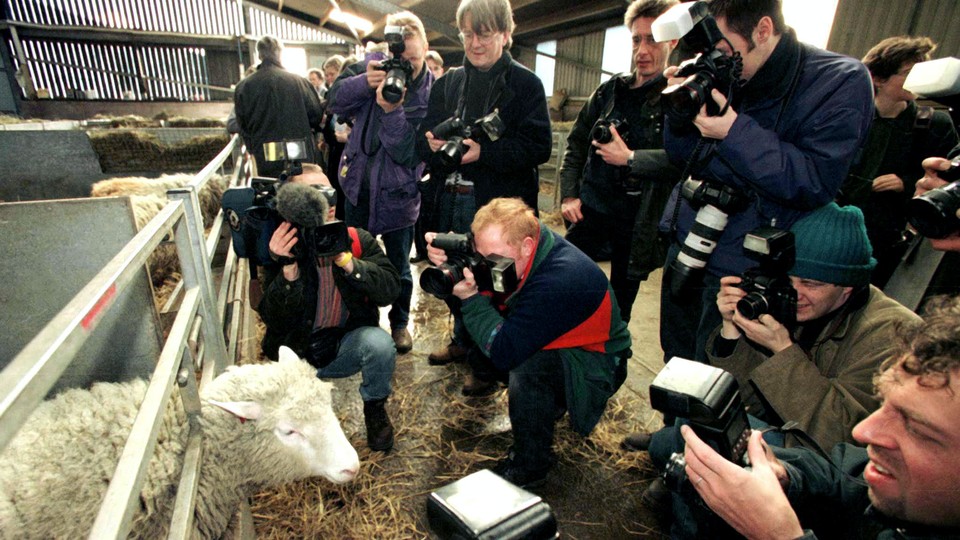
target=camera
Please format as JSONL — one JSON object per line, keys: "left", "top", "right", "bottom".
{"left": 908, "top": 158, "right": 960, "bottom": 239}
{"left": 376, "top": 25, "right": 414, "bottom": 104}
{"left": 307, "top": 220, "right": 350, "bottom": 258}
{"left": 653, "top": 1, "right": 743, "bottom": 121}
{"left": 590, "top": 117, "right": 630, "bottom": 144}
{"left": 649, "top": 357, "right": 751, "bottom": 490}
{"left": 668, "top": 178, "right": 747, "bottom": 296}
{"left": 737, "top": 227, "right": 797, "bottom": 328}
{"left": 419, "top": 232, "right": 518, "bottom": 298}
{"left": 431, "top": 111, "right": 506, "bottom": 174}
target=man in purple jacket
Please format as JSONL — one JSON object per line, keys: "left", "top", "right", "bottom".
{"left": 327, "top": 12, "right": 435, "bottom": 354}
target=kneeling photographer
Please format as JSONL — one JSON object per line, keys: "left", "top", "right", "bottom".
{"left": 626, "top": 204, "right": 920, "bottom": 528}
{"left": 257, "top": 163, "right": 402, "bottom": 453}
{"left": 425, "top": 198, "right": 631, "bottom": 489}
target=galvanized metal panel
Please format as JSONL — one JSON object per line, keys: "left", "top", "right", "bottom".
{"left": 0, "top": 197, "right": 163, "bottom": 395}
{"left": 554, "top": 29, "right": 605, "bottom": 97}
{"left": 828, "top": 0, "right": 959, "bottom": 61}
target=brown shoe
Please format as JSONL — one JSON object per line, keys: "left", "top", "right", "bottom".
{"left": 392, "top": 328, "right": 413, "bottom": 354}
{"left": 428, "top": 343, "right": 469, "bottom": 365}
{"left": 461, "top": 372, "right": 498, "bottom": 397}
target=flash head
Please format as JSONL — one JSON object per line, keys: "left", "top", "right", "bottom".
{"left": 263, "top": 139, "right": 308, "bottom": 162}
{"left": 903, "top": 57, "right": 960, "bottom": 98}
{"left": 651, "top": 1, "right": 710, "bottom": 42}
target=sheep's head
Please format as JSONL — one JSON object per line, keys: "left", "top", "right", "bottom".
{"left": 203, "top": 347, "right": 359, "bottom": 485}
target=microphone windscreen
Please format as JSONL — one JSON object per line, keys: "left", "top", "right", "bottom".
{"left": 276, "top": 182, "right": 328, "bottom": 229}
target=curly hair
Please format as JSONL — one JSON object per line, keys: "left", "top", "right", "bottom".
{"left": 881, "top": 295, "right": 960, "bottom": 389}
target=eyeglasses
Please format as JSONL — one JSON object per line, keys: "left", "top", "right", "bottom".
{"left": 459, "top": 30, "right": 499, "bottom": 45}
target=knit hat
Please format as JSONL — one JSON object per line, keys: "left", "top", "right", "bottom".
{"left": 789, "top": 202, "right": 876, "bottom": 287}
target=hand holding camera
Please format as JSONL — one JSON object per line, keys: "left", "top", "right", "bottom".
{"left": 680, "top": 426, "right": 800, "bottom": 540}
{"left": 269, "top": 222, "right": 300, "bottom": 281}
{"left": 716, "top": 275, "right": 745, "bottom": 339}
{"left": 590, "top": 123, "right": 632, "bottom": 167}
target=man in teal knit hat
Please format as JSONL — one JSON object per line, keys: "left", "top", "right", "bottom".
{"left": 628, "top": 203, "right": 921, "bottom": 531}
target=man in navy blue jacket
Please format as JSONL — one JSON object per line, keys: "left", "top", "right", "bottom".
{"left": 657, "top": 0, "right": 874, "bottom": 365}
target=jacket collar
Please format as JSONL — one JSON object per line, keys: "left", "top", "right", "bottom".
{"left": 864, "top": 504, "right": 960, "bottom": 539}
{"left": 737, "top": 27, "right": 802, "bottom": 106}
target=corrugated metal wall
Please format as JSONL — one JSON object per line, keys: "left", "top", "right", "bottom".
{"left": 828, "top": 0, "right": 959, "bottom": 61}
{"left": 553, "top": 30, "right": 606, "bottom": 98}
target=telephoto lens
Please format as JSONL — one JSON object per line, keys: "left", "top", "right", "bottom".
{"left": 908, "top": 166, "right": 960, "bottom": 239}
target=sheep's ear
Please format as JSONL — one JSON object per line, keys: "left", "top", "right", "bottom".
{"left": 208, "top": 399, "right": 262, "bottom": 421}
{"left": 277, "top": 346, "right": 301, "bottom": 365}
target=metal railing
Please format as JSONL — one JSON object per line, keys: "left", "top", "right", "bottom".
{"left": 0, "top": 133, "right": 253, "bottom": 539}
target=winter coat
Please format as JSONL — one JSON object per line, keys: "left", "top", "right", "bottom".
{"left": 415, "top": 52, "right": 552, "bottom": 212}
{"left": 461, "top": 224, "right": 631, "bottom": 435}
{"left": 660, "top": 29, "right": 875, "bottom": 277}
{"left": 706, "top": 286, "right": 921, "bottom": 451}
{"left": 328, "top": 55, "right": 433, "bottom": 234}
{"left": 234, "top": 60, "right": 323, "bottom": 178}
{"left": 559, "top": 72, "right": 680, "bottom": 279}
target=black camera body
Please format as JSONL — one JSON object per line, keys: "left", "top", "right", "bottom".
{"left": 650, "top": 357, "right": 751, "bottom": 490}
{"left": 376, "top": 25, "right": 414, "bottom": 104}
{"left": 908, "top": 158, "right": 960, "bottom": 239}
{"left": 432, "top": 111, "right": 506, "bottom": 174}
{"left": 419, "top": 232, "right": 518, "bottom": 298}
{"left": 737, "top": 227, "right": 797, "bottom": 328}
{"left": 654, "top": 1, "right": 743, "bottom": 122}
{"left": 668, "top": 178, "right": 748, "bottom": 296}
{"left": 590, "top": 117, "right": 630, "bottom": 145}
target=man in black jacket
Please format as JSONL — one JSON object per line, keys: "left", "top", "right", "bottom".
{"left": 560, "top": 0, "right": 680, "bottom": 323}
{"left": 415, "top": 0, "right": 552, "bottom": 371}
{"left": 678, "top": 295, "right": 960, "bottom": 540}
{"left": 234, "top": 36, "right": 323, "bottom": 177}
{"left": 257, "top": 164, "right": 401, "bottom": 452}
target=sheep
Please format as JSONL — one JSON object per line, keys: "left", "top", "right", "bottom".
{"left": 0, "top": 346, "right": 360, "bottom": 539}
{"left": 91, "top": 173, "right": 227, "bottom": 286}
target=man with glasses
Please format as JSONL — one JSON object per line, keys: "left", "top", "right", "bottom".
{"left": 416, "top": 0, "right": 552, "bottom": 378}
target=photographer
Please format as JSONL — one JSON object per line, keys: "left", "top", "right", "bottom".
{"left": 839, "top": 36, "right": 958, "bottom": 288}
{"left": 626, "top": 204, "right": 920, "bottom": 522}
{"left": 257, "top": 164, "right": 401, "bottom": 452}
{"left": 234, "top": 36, "right": 323, "bottom": 178}
{"left": 657, "top": 0, "right": 874, "bottom": 364}
{"left": 426, "top": 198, "right": 631, "bottom": 488}
{"left": 680, "top": 294, "right": 960, "bottom": 539}
{"left": 415, "top": 0, "right": 552, "bottom": 365}
{"left": 326, "top": 12, "right": 434, "bottom": 354}
{"left": 559, "top": 0, "right": 681, "bottom": 323}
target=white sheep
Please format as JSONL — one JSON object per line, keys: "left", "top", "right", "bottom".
{"left": 0, "top": 347, "right": 360, "bottom": 539}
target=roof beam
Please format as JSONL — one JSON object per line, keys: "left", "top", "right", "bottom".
{"left": 347, "top": 0, "right": 460, "bottom": 42}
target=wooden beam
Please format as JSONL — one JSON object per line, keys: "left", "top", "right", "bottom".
{"left": 514, "top": 0, "right": 623, "bottom": 37}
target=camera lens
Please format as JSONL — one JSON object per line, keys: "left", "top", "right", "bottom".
{"left": 437, "top": 138, "right": 465, "bottom": 170}
{"left": 908, "top": 181, "right": 960, "bottom": 239}
{"left": 382, "top": 68, "right": 407, "bottom": 104}
{"left": 419, "top": 264, "right": 463, "bottom": 297}
{"left": 663, "top": 74, "right": 711, "bottom": 122}
{"left": 591, "top": 123, "right": 613, "bottom": 144}
{"left": 737, "top": 293, "right": 769, "bottom": 320}
{"left": 670, "top": 204, "right": 730, "bottom": 296}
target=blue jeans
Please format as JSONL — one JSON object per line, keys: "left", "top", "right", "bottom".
{"left": 344, "top": 199, "right": 414, "bottom": 330}
{"left": 434, "top": 188, "right": 477, "bottom": 346}
{"left": 317, "top": 326, "right": 396, "bottom": 401}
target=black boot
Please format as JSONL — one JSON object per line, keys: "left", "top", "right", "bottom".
{"left": 363, "top": 398, "right": 394, "bottom": 452}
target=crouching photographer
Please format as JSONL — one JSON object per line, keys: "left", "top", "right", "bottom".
{"left": 624, "top": 204, "right": 921, "bottom": 531}
{"left": 680, "top": 294, "right": 960, "bottom": 539}
{"left": 257, "top": 163, "right": 402, "bottom": 452}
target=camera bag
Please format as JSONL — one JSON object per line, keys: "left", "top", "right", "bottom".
{"left": 426, "top": 469, "right": 558, "bottom": 540}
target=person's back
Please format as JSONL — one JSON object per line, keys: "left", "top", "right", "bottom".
{"left": 235, "top": 36, "right": 322, "bottom": 177}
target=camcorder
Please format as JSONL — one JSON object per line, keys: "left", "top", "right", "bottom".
{"left": 908, "top": 158, "right": 960, "bottom": 239}
{"left": 669, "top": 178, "right": 747, "bottom": 296}
{"left": 652, "top": 1, "right": 743, "bottom": 121}
{"left": 419, "top": 232, "right": 518, "bottom": 299}
{"left": 222, "top": 139, "right": 345, "bottom": 265}
{"left": 431, "top": 111, "right": 506, "bottom": 174}
{"left": 737, "top": 227, "right": 797, "bottom": 328}
{"left": 376, "top": 25, "right": 414, "bottom": 104}
{"left": 649, "top": 358, "right": 751, "bottom": 492}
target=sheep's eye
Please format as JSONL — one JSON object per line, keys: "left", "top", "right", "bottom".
{"left": 280, "top": 428, "right": 298, "bottom": 437}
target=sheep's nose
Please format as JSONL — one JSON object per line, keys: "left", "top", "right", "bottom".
{"left": 341, "top": 467, "right": 358, "bottom": 480}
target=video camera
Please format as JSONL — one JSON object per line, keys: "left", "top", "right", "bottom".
{"left": 649, "top": 357, "right": 751, "bottom": 491}
{"left": 737, "top": 227, "right": 797, "bottom": 328}
{"left": 419, "top": 232, "right": 518, "bottom": 299}
{"left": 652, "top": 1, "right": 743, "bottom": 121}
{"left": 668, "top": 178, "right": 747, "bottom": 296}
{"left": 376, "top": 25, "right": 414, "bottom": 104}
{"left": 431, "top": 111, "right": 506, "bottom": 174}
